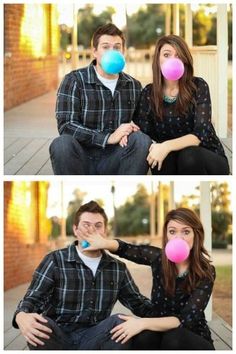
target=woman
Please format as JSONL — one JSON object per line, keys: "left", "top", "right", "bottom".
{"left": 132, "top": 35, "right": 229, "bottom": 175}
{"left": 83, "top": 208, "right": 216, "bottom": 350}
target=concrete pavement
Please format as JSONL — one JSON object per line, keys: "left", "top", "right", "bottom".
{"left": 4, "top": 90, "right": 57, "bottom": 139}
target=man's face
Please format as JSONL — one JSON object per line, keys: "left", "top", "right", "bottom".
{"left": 73, "top": 212, "right": 107, "bottom": 242}
{"left": 93, "top": 34, "right": 124, "bottom": 67}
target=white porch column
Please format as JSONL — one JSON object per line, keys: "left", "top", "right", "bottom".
{"left": 61, "top": 182, "right": 67, "bottom": 240}
{"left": 150, "top": 180, "right": 156, "bottom": 238}
{"left": 200, "top": 182, "right": 212, "bottom": 321}
{"left": 217, "top": 4, "right": 228, "bottom": 137}
{"left": 173, "top": 4, "right": 180, "bottom": 35}
{"left": 71, "top": 4, "right": 78, "bottom": 70}
{"left": 165, "top": 4, "right": 171, "bottom": 35}
{"left": 157, "top": 182, "right": 164, "bottom": 237}
{"left": 185, "top": 4, "right": 193, "bottom": 47}
{"left": 169, "top": 181, "right": 175, "bottom": 210}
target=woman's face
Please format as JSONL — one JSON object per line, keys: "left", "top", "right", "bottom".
{"left": 159, "top": 43, "right": 179, "bottom": 67}
{"left": 167, "top": 219, "right": 194, "bottom": 249}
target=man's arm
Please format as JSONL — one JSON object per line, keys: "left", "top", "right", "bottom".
{"left": 56, "top": 73, "right": 141, "bottom": 148}
{"left": 12, "top": 253, "right": 56, "bottom": 347}
{"left": 118, "top": 266, "right": 154, "bottom": 317}
{"left": 15, "top": 312, "right": 52, "bottom": 347}
{"left": 56, "top": 73, "right": 111, "bottom": 148}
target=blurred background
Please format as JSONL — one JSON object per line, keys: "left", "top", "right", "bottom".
{"left": 4, "top": 3, "right": 232, "bottom": 134}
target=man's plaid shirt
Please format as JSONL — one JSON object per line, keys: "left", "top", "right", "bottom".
{"left": 55, "top": 61, "right": 142, "bottom": 148}
{"left": 13, "top": 242, "right": 153, "bottom": 327}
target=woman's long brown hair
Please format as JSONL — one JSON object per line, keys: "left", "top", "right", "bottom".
{"left": 151, "top": 34, "right": 196, "bottom": 120}
{"left": 161, "top": 208, "right": 215, "bottom": 296}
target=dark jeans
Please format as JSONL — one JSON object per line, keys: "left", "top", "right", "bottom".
{"left": 49, "top": 131, "right": 152, "bottom": 175}
{"left": 28, "top": 314, "right": 131, "bottom": 350}
{"left": 132, "top": 328, "right": 215, "bottom": 350}
{"left": 151, "top": 146, "right": 229, "bottom": 175}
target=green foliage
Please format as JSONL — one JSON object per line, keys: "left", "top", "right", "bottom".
{"left": 66, "top": 189, "right": 86, "bottom": 235}
{"left": 77, "top": 5, "right": 115, "bottom": 48}
{"left": 215, "top": 265, "right": 232, "bottom": 283}
{"left": 115, "top": 184, "right": 150, "bottom": 236}
{"left": 127, "top": 4, "right": 166, "bottom": 48}
{"left": 212, "top": 210, "right": 232, "bottom": 242}
{"left": 193, "top": 7, "right": 214, "bottom": 45}
{"left": 49, "top": 216, "right": 61, "bottom": 239}
{"left": 60, "top": 25, "right": 71, "bottom": 51}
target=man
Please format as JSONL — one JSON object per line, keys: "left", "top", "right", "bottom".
{"left": 13, "top": 201, "right": 154, "bottom": 350}
{"left": 49, "top": 23, "right": 152, "bottom": 175}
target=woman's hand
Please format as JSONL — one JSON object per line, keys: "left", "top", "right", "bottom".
{"left": 147, "top": 142, "right": 170, "bottom": 171}
{"left": 110, "top": 315, "right": 145, "bottom": 344}
{"left": 78, "top": 224, "right": 108, "bottom": 250}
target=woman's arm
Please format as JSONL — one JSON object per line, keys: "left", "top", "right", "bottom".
{"left": 110, "top": 315, "right": 180, "bottom": 344}
{"left": 83, "top": 228, "right": 160, "bottom": 265}
{"left": 175, "top": 268, "right": 216, "bottom": 331}
{"left": 147, "top": 134, "right": 200, "bottom": 170}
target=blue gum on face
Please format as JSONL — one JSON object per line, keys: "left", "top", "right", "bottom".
{"left": 81, "top": 240, "right": 90, "bottom": 248}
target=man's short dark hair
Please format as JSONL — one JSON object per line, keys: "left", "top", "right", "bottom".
{"left": 92, "top": 23, "right": 125, "bottom": 49}
{"left": 74, "top": 201, "right": 108, "bottom": 227}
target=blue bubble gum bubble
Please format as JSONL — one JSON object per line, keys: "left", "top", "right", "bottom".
{"left": 101, "top": 50, "right": 125, "bottom": 75}
{"left": 81, "top": 240, "right": 90, "bottom": 249}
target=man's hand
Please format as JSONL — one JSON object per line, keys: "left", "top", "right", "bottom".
{"left": 108, "top": 123, "right": 139, "bottom": 145}
{"left": 16, "top": 312, "right": 52, "bottom": 347}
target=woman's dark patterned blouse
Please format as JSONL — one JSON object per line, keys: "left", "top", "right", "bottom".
{"left": 133, "top": 77, "right": 226, "bottom": 158}
{"left": 115, "top": 240, "right": 216, "bottom": 343}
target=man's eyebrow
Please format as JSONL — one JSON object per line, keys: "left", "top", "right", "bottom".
{"left": 100, "top": 42, "right": 122, "bottom": 45}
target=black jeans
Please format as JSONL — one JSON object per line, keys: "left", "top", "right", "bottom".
{"left": 28, "top": 314, "right": 131, "bottom": 350}
{"left": 132, "top": 328, "right": 215, "bottom": 350}
{"left": 49, "top": 131, "right": 152, "bottom": 175}
{"left": 151, "top": 146, "right": 229, "bottom": 175}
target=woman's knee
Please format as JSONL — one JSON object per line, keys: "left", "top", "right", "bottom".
{"left": 161, "top": 328, "right": 184, "bottom": 349}
{"left": 132, "top": 330, "right": 162, "bottom": 350}
{"left": 177, "top": 146, "right": 204, "bottom": 173}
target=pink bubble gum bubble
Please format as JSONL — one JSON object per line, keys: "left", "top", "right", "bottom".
{"left": 161, "top": 58, "right": 184, "bottom": 81}
{"left": 165, "top": 238, "right": 190, "bottom": 263}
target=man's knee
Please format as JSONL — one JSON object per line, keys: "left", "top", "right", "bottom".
{"left": 49, "top": 134, "right": 74, "bottom": 156}
{"left": 105, "top": 313, "right": 124, "bottom": 328}
{"left": 127, "top": 131, "right": 152, "bottom": 150}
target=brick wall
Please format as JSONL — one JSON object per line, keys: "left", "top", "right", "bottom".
{"left": 4, "top": 182, "right": 51, "bottom": 290}
{"left": 4, "top": 4, "right": 59, "bottom": 110}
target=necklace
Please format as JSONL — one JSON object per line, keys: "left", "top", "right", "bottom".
{"left": 176, "top": 270, "right": 189, "bottom": 279}
{"left": 163, "top": 95, "right": 177, "bottom": 103}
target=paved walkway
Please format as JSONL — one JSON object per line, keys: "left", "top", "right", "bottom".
{"left": 4, "top": 90, "right": 57, "bottom": 139}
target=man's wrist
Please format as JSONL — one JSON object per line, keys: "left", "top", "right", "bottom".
{"left": 15, "top": 311, "right": 25, "bottom": 324}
